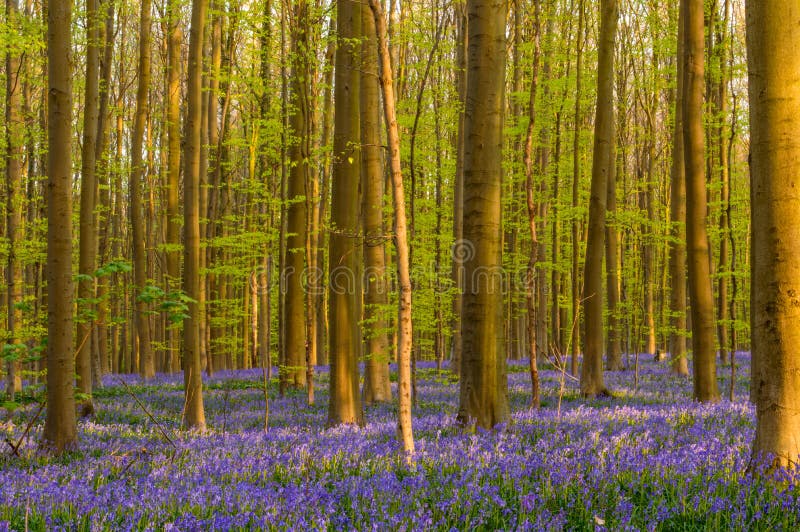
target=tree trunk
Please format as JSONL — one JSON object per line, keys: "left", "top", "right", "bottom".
{"left": 570, "top": 0, "right": 585, "bottom": 377}
{"left": 684, "top": 0, "right": 719, "bottom": 402}
{"left": 605, "top": 134, "right": 622, "bottom": 370}
{"left": 370, "top": 0, "right": 414, "bottom": 455}
{"left": 668, "top": 0, "right": 689, "bottom": 376}
{"left": 130, "top": 0, "right": 155, "bottom": 379}
{"left": 284, "top": 0, "right": 310, "bottom": 388}
{"left": 42, "top": 0, "right": 77, "bottom": 453}
{"left": 456, "top": 0, "right": 510, "bottom": 430}
{"left": 580, "top": 0, "right": 617, "bottom": 398}
{"left": 327, "top": 0, "right": 363, "bottom": 426}
{"left": 182, "top": 0, "right": 208, "bottom": 431}
{"left": 165, "top": 0, "right": 182, "bottom": 373}
{"left": 5, "top": 0, "right": 25, "bottom": 399}
{"left": 522, "top": 0, "right": 543, "bottom": 409}
{"left": 361, "top": 2, "right": 392, "bottom": 404}
{"left": 747, "top": 0, "right": 800, "bottom": 470}
{"left": 449, "top": 3, "right": 466, "bottom": 376}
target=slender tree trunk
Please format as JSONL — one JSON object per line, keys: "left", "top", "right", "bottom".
{"left": 165, "top": 0, "right": 182, "bottom": 373}
{"left": 522, "top": 0, "right": 543, "bottom": 409}
{"left": 182, "top": 0, "right": 208, "bottom": 431}
{"left": 747, "top": 0, "right": 800, "bottom": 469}
{"left": 76, "top": 0, "right": 102, "bottom": 413}
{"left": 94, "top": 0, "right": 115, "bottom": 379}
{"left": 42, "top": 0, "right": 77, "bottom": 453}
{"left": 684, "top": 0, "right": 719, "bottom": 402}
{"left": 449, "top": 2, "right": 466, "bottom": 376}
{"left": 130, "top": 0, "right": 155, "bottom": 379}
{"left": 5, "top": 0, "right": 25, "bottom": 399}
{"left": 669, "top": 0, "right": 689, "bottom": 376}
{"left": 456, "top": 0, "right": 510, "bottom": 430}
{"left": 370, "top": 0, "right": 414, "bottom": 455}
{"left": 327, "top": 0, "right": 363, "bottom": 426}
{"left": 605, "top": 134, "right": 622, "bottom": 370}
{"left": 716, "top": 0, "right": 731, "bottom": 367}
{"left": 284, "top": 0, "right": 310, "bottom": 388}
{"left": 571, "top": 0, "right": 585, "bottom": 376}
{"left": 580, "top": 0, "right": 617, "bottom": 398}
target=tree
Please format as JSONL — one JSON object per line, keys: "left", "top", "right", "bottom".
{"left": 42, "top": 0, "right": 77, "bottom": 453}
{"left": 165, "top": 0, "right": 183, "bottom": 373}
{"left": 746, "top": 0, "right": 800, "bottom": 469}
{"left": 284, "top": 0, "right": 310, "bottom": 388}
{"left": 522, "top": 0, "right": 543, "bottom": 408}
{"left": 580, "top": 0, "right": 618, "bottom": 398}
{"left": 684, "top": 0, "right": 719, "bottom": 402}
{"left": 361, "top": 1, "right": 392, "bottom": 404}
{"left": 182, "top": 0, "right": 208, "bottom": 431}
{"left": 456, "top": 0, "right": 509, "bottom": 430}
{"left": 668, "top": 0, "right": 689, "bottom": 376}
{"left": 327, "top": 0, "right": 363, "bottom": 426}
{"left": 76, "top": 0, "right": 102, "bottom": 414}
{"left": 130, "top": 0, "right": 155, "bottom": 379}
{"left": 5, "top": 0, "right": 24, "bottom": 399}
{"left": 369, "top": 0, "right": 414, "bottom": 455}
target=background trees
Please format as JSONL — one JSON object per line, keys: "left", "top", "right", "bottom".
{"left": 0, "top": 0, "right": 765, "bottom": 449}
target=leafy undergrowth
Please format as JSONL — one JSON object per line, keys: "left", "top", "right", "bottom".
{"left": 0, "top": 354, "right": 797, "bottom": 531}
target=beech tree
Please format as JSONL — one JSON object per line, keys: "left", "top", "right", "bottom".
{"left": 580, "top": 0, "right": 618, "bottom": 398}
{"left": 42, "top": 0, "right": 77, "bottom": 453}
{"left": 684, "top": 0, "right": 719, "bottom": 402}
{"left": 182, "top": 0, "right": 208, "bottom": 431}
{"left": 456, "top": 0, "right": 510, "bottom": 429}
{"left": 747, "top": 0, "right": 800, "bottom": 469}
{"left": 5, "top": 0, "right": 24, "bottom": 399}
{"left": 327, "top": 0, "right": 363, "bottom": 426}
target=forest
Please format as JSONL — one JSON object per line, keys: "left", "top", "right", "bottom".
{"left": 1, "top": 0, "right": 800, "bottom": 528}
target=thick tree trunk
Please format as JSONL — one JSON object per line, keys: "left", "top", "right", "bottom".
{"left": 684, "top": 0, "right": 719, "bottom": 402}
{"left": 327, "top": 0, "right": 363, "bottom": 426}
{"left": 747, "top": 0, "right": 800, "bottom": 470}
{"left": 42, "top": 0, "right": 77, "bottom": 453}
{"left": 456, "top": 0, "right": 510, "bottom": 430}
{"left": 580, "top": 0, "right": 617, "bottom": 398}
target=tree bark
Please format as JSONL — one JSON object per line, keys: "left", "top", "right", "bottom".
{"left": 369, "top": 0, "right": 414, "bottom": 455}
{"left": 327, "top": 0, "right": 363, "bottom": 426}
{"left": 42, "top": 0, "right": 77, "bottom": 453}
{"left": 668, "top": 0, "right": 689, "bottom": 376}
{"left": 747, "top": 0, "right": 800, "bottom": 470}
{"left": 684, "top": 0, "right": 719, "bottom": 402}
{"left": 361, "top": 2, "right": 392, "bottom": 404}
{"left": 5, "top": 0, "right": 25, "bottom": 399}
{"left": 456, "top": 0, "right": 510, "bottom": 430}
{"left": 130, "top": 0, "right": 155, "bottom": 379}
{"left": 282, "top": 0, "right": 310, "bottom": 388}
{"left": 182, "top": 0, "right": 208, "bottom": 431}
{"left": 580, "top": 0, "right": 617, "bottom": 398}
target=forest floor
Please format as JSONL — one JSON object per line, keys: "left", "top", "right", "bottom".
{"left": 0, "top": 354, "right": 798, "bottom": 530}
